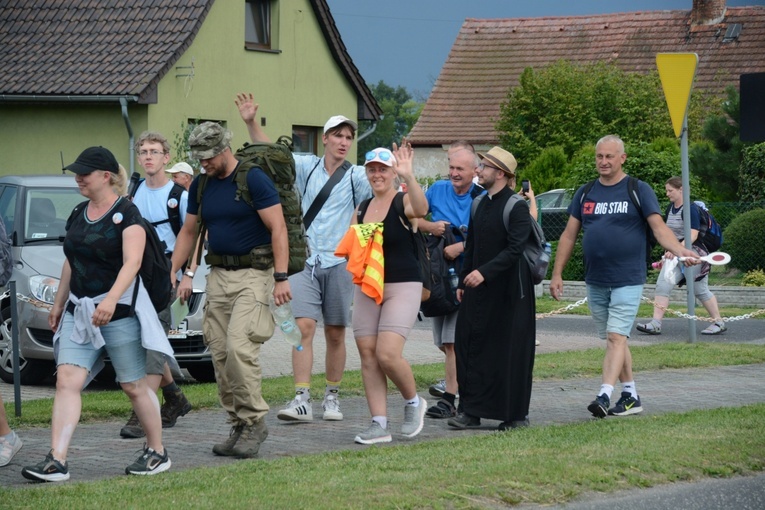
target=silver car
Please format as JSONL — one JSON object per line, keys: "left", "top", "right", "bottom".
{"left": 0, "top": 175, "right": 213, "bottom": 385}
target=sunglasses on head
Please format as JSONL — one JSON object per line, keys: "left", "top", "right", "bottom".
{"left": 365, "top": 149, "right": 393, "bottom": 163}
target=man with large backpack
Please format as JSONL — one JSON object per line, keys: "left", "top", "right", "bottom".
{"left": 417, "top": 143, "right": 483, "bottom": 419}
{"left": 173, "top": 121, "right": 291, "bottom": 459}
{"left": 119, "top": 131, "right": 192, "bottom": 439}
{"left": 236, "top": 93, "right": 372, "bottom": 423}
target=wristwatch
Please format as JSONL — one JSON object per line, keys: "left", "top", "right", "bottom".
{"left": 273, "top": 272, "right": 289, "bottom": 282}
{"left": 184, "top": 270, "right": 195, "bottom": 278}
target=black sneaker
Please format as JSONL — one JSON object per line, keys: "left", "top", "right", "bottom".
{"left": 498, "top": 418, "right": 530, "bottom": 431}
{"left": 161, "top": 390, "right": 193, "bottom": 428}
{"left": 125, "top": 445, "right": 171, "bottom": 475}
{"left": 447, "top": 412, "right": 481, "bottom": 429}
{"left": 120, "top": 410, "right": 145, "bottom": 438}
{"left": 21, "top": 450, "right": 70, "bottom": 482}
{"left": 588, "top": 394, "right": 610, "bottom": 418}
{"left": 426, "top": 398, "right": 457, "bottom": 419}
{"left": 608, "top": 392, "right": 643, "bottom": 416}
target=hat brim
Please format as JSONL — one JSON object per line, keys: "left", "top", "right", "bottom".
{"left": 64, "top": 162, "right": 109, "bottom": 175}
{"left": 479, "top": 153, "right": 516, "bottom": 176}
{"left": 190, "top": 146, "right": 226, "bottom": 160}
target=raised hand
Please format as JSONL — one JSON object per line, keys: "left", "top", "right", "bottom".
{"left": 392, "top": 137, "right": 414, "bottom": 181}
{"left": 235, "top": 92, "right": 258, "bottom": 123}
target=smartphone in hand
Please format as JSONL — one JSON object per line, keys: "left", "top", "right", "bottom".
{"left": 521, "top": 179, "right": 530, "bottom": 193}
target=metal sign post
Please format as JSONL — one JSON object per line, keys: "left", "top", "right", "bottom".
{"left": 9, "top": 281, "right": 21, "bottom": 416}
{"left": 657, "top": 53, "right": 699, "bottom": 343}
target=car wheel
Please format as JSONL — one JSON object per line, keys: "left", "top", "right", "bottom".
{"left": 0, "top": 306, "right": 55, "bottom": 385}
{"left": 186, "top": 364, "right": 217, "bottom": 383}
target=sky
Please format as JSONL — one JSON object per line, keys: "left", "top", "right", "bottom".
{"left": 326, "top": 0, "right": 762, "bottom": 100}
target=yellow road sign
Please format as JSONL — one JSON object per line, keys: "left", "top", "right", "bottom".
{"left": 656, "top": 53, "right": 698, "bottom": 137}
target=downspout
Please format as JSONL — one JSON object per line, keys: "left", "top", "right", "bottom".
{"left": 357, "top": 119, "right": 379, "bottom": 142}
{"left": 119, "top": 97, "right": 135, "bottom": 175}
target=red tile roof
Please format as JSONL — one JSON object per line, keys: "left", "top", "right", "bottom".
{"left": 409, "top": 6, "right": 765, "bottom": 146}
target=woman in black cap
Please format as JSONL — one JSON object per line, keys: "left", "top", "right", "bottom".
{"left": 22, "top": 147, "right": 174, "bottom": 482}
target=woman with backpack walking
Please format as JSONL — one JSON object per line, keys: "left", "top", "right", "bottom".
{"left": 21, "top": 147, "right": 175, "bottom": 482}
{"left": 637, "top": 176, "right": 726, "bottom": 336}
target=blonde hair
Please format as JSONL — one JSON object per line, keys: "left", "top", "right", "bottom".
{"left": 111, "top": 165, "right": 128, "bottom": 196}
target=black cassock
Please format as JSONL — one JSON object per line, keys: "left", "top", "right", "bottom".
{"left": 455, "top": 186, "right": 536, "bottom": 423}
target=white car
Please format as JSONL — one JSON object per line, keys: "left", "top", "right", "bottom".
{"left": 0, "top": 175, "right": 214, "bottom": 385}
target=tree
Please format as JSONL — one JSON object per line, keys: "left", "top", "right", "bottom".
{"left": 689, "top": 86, "right": 743, "bottom": 202}
{"left": 357, "top": 81, "right": 423, "bottom": 164}
{"left": 496, "top": 61, "right": 676, "bottom": 168}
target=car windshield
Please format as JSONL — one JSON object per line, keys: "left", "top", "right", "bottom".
{"left": 24, "top": 188, "right": 82, "bottom": 242}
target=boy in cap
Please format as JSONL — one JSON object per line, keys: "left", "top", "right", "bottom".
{"left": 172, "top": 121, "right": 291, "bottom": 458}
{"left": 235, "top": 93, "right": 372, "bottom": 424}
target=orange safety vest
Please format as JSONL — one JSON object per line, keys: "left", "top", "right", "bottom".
{"left": 335, "top": 223, "right": 385, "bottom": 304}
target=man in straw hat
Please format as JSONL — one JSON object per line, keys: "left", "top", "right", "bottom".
{"left": 448, "top": 146, "right": 537, "bottom": 431}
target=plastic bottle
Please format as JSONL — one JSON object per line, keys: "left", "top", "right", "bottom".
{"left": 269, "top": 297, "right": 303, "bottom": 351}
{"left": 448, "top": 267, "right": 459, "bottom": 291}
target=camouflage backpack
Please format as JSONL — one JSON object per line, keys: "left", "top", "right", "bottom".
{"left": 194, "top": 136, "right": 307, "bottom": 275}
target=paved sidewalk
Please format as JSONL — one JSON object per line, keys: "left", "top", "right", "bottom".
{"left": 1, "top": 316, "right": 764, "bottom": 490}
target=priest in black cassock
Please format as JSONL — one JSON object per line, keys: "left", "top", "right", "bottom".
{"left": 448, "top": 146, "right": 536, "bottom": 431}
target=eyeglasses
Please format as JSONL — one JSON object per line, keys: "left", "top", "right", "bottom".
{"left": 138, "top": 150, "right": 166, "bottom": 157}
{"left": 365, "top": 149, "right": 393, "bottom": 163}
{"left": 479, "top": 162, "right": 500, "bottom": 171}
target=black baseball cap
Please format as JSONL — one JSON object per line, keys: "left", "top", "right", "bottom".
{"left": 64, "top": 146, "right": 119, "bottom": 174}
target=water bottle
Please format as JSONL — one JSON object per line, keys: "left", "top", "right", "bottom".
{"left": 448, "top": 267, "right": 459, "bottom": 291}
{"left": 269, "top": 297, "right": 303, "bottom": 351}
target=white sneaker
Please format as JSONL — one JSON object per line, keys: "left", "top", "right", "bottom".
{"left": 401, "top": 397, "right": 427, "bottom": 438}
{"left": 322, "top": 394, "right": 343, "bottom": 421}
{"left": 354, "top": 421, "right": 392, "bottom": 445}
{"left": 277, "top": 397, "right": 313, "bottom": 422}
{"left": 0, "top": 431, "right": 22, "bottom": 467}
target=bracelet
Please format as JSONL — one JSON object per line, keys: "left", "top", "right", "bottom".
{"left": 273, "top": 272, "right": 289, "bottom": 282}
{"left": 184, "top": 270, "right": 195, "bottom": 278}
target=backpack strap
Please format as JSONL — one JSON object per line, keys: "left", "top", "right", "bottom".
{"left": 356, "top": 197, "right": 373, "bottom": 224}
{"left": 303, "top": 160, "right": 352, "bottom": 231}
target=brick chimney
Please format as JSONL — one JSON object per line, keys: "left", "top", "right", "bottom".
{"left": 691, "top": 0, "right": 726, "bottom": 25}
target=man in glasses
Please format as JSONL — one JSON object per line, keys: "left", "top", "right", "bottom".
{"left": 417, "top": 141, "right": 484, "bottom": 419}
{"left": 236, "top": 93, "right": 372, "bottom": 424}
{"left": 120, "top": 131, "right": 192, "bottom": 439}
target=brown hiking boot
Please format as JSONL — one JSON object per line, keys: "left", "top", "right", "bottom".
{"left": 161, "top": 389, "right": 192, "bottom": 428}
{"left": 230, "top": 419, "right": 269, "bottom": 459}
{"left": 212, "top": 425, "right": 245, "bottom": 457}
{"left": 120, "top": 410, "right": 145, "bottom": 438}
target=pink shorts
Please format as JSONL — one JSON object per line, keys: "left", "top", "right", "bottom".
{"left": 352, "top": 282, "right": 422, "bottom": 338}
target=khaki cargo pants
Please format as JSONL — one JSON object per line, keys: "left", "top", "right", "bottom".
{"left": 203, "top": 267, "right": 275, "bottom": 426}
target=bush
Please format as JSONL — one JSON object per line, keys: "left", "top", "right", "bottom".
{"left": 723, "top": 208, "right": 765, "bottom": 273}
{"left": 742, "top": 269, "right": 765, "bottom": 287}
{"left": 551, "top": 234, "right": 585, "bottom": 281}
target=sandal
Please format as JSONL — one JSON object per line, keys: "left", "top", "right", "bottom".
{"left": 702, "top": 322, "right": 727, "bottom": 335}
{"left": 636, "top": 320, "right": 662, "bottom": 335}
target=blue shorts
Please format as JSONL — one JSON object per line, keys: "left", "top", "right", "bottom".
{"left": 56, "top": 312, "right": 147, "bottom": 383}
{"left": 289, "top": 261, "right": 354, "bottom": 326}
{"left": 586, "top": 284, "right": 644, "bottom": 339}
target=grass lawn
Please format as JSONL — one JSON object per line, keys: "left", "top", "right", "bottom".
{"left": 2, "top": 343, "right": 764, "bottom": 508}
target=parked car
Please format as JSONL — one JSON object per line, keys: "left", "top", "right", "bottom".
{"left": 0, "top": 175, "right": 214, "bottom": 385}
{"left": 536, "top": 188, "right": 574, "bottom": 242}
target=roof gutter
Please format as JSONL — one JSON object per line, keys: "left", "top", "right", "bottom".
{"left": 1, "top": 94, "right": 139, "bottom": 174}
{"left": 357, "top": 120, "right": 379, "bottom": 142}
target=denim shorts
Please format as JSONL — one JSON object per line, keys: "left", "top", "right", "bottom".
{"left": 56, "top": 312, "right": 146, "bottom": 383}
{"left": 586, "top": 284, "right": 644, "bottom": 339}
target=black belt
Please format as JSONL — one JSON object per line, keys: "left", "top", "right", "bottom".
{"left": 66, "top": 302, "right": 133, "bottom": 322}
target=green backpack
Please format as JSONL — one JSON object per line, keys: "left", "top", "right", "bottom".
{"left": 193, "top": 136, "right": 307, "bottom": 275}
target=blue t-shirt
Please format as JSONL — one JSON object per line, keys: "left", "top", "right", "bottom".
{"left": 425, "top": 180, "right": 483, "bottom": 242}
{"left": 569, "top": 177, "right": 661, "bottom": 287}
{"left": 132, "top": 180, "right": 188, "bottom": 254}
{"left": 188, "top": 166, "right": 280, "bottom": 256}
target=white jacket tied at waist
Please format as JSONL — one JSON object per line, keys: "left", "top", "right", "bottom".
{"left": 53, "top": 278, "right": 179, "bottom": 387}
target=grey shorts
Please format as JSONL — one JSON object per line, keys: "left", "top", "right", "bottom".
{"left": 432, "top": 310, "right": 458, "bottom": 347}
{"left": 289, "top": 261, "right": 354, "bottom": 326}
{"left": 655, "top": 273, "right": 714, "bottom": 303}
{"left": 352, "top": 282, "right": 422, "bottom": 338}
